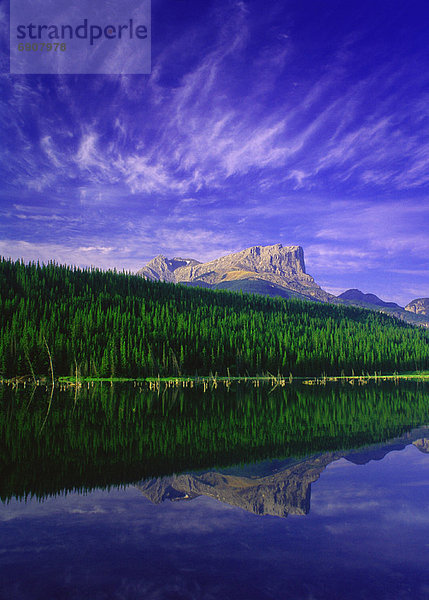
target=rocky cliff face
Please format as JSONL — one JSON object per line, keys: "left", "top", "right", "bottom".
{"left": 139, "top": 256, "right": 201, "bottom": 283}
{"left": 405, "top": 298, "right": 429, "bottom": 316}
{"left": 138, "top": 243, "right": 334, "bottom": 302}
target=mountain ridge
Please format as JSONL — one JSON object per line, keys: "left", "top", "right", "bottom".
{"left": 338, "top": 288, "right": 429, "bottom": 327}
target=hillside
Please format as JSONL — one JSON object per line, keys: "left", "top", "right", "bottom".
{"left": 1, "top": 257, "right": 428, "bottom": 378}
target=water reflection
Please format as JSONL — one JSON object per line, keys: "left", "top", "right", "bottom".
{"left": 1, "top": 443, "right": 428, "bottom": 600}
{"left": 137, "top": 426, "right": 429, "bottom": 517}
{"left": 1, "top": 381, "right": 429, "bottom": 501}
{"left": 1, "top": 382, "right": 429, "bottom": 600}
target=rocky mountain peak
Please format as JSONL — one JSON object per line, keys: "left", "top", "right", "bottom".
{"left": 138, "top": 255, "right": 201, "bottom": 282}
{"left": 137, "top": 243, "right": 333, "bottom": 301}
{"left": 136, "top": 245, "right": 428, "bottom": 322}
{"left": 138, "top": 243, "right": 307, "bottom": 280}
{"left": 405, "top": 298, "right": 429, "bottom": 316}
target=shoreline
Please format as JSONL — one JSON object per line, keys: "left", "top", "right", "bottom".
{"left": 2, "top": 372, "right": 429, "bottom": 388}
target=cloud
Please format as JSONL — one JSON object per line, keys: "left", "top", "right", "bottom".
{"left": 0, "top": 240, "right": 128, "bottom": 270}
{"left": 306, "top": 244, "right": 376, "bottom": 273}
{"left": 313, "top": 200, "right": 429, "bottom": 252}
{"left": 2, "top": 0, "right": 429, "bottom": 204}
{"left": 77, "top": 246, "right": 113, "bottom": 253}
{"left": 0, "top": 219, "right": 246, "bottom": 271}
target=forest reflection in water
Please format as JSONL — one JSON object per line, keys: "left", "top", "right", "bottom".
{"left": 1, "top": 380, "right": 428, "bottom": 502}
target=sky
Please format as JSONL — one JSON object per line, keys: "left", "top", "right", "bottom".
{"left": 1, "top": 0, "right": 428, "bottom": 305}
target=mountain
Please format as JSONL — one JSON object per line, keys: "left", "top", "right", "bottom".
{"left": 405, "top": 298, "right": 429, "bottom": 316}
{"left": 337, "top": 288, "right": 401, "bottom": 309}
{"left": 136, "top": 427, "right": 429, "bottom": 518}
{"left": 137, "top": 243, "right": 335, "bottom": 302}
{"left": 337, "top": 289, "right": 429, "bottom": 327}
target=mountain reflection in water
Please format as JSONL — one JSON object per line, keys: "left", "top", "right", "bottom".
{"left": 137, "top": 427, "right": 429, "bottom": 517}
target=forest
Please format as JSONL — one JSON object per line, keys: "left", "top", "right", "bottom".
{"left": 0, "top": 257, "right": 428, "bottom": 378}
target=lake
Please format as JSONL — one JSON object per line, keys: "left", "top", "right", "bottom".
{"left": 1, "top": 381, "right": 428, "bottom": 599}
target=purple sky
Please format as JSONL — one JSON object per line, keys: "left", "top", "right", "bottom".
{"left": 1, "top": 0, "right": 428, "bottom": 305}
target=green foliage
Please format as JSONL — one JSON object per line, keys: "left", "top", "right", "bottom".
{"left": 1, "top": 381, "right": 428, "bottom": 501}
{"left": 0, "top": 257, "right": 428, "bottom": 377}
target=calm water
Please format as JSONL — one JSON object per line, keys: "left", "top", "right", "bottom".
{"left": 1, "top": 381, "right": 428, "bottom": 599}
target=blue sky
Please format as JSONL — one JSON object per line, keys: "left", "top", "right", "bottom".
{"left": 1, "top": 0, "right": 428, "bottom": 305}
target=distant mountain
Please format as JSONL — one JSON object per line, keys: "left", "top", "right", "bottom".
{"left": 337, "top": 289, "right": 429, "bottom": 327}
{"left": 405, "top": 298, "right": 429, "bottom": 316}
{"left": 136, "top": 427, "right": 429, "bottom": 518}
{"left": 137, "top": 243, "right": 335, "bottom": 302}
{"left": 337, "top": 288, "right": 401, "bottom": 309}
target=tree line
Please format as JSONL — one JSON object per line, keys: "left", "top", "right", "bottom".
{"left": 1, "top": 257, "right": 428, "bottom": 378}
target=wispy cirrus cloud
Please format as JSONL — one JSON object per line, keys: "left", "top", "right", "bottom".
{"left": 2, "top": 1, "right": 428, "bottom": 199}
